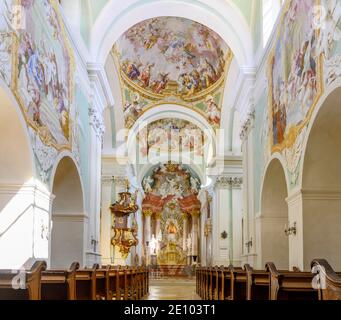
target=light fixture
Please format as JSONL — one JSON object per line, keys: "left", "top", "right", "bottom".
{"left": 285, "top": 222, "right": 297, "bottom": 236}
{"left": 245, "top": 238, "right": 253, "bottom": 253}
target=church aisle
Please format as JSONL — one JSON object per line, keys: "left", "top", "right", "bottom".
{"left": 145, "top": 278, "right": 201, "bottom": 300}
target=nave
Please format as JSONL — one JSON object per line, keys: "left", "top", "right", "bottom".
{"left": 1, "top": 0, "right": 341, "bottom": 302}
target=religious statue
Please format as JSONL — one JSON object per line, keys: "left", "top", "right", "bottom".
{"left": 150, "top": 234, "right": 157, "bottom": 255}
{"left": 167, "top": 221, "right": 177, "bottom": 234}
{"left": 190, "top": 177, "right": 200, "bottom": 193}
{"left": 143, "top": 175, "right": 154, "bottom": 193}
{"left": 166, "top": 220, "right": 178, "bottom": 242}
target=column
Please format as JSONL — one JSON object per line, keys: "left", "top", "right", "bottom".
{"left": 87, "top": 105, "right": 105, "bottom": 266}
{"left": 155, "top": 212, "right": 162, "bottom": 239}
{"left": 182, "top": 213, "right": 188, "bottom": 251}
{"left": 231, "top": 178, "right": 243, "bottom": 267}
{"left": 191, "top": 211, "right": 200, "bottom": 259}
{"left": 240, "top": 108, "right": 255, "bottom": 268}
{"left": 100, "top": 176, "right": 113, "bottom": 265}
{"left": 212, "top": 178, "right": 231, "bottom": 266}
{"left": 143, "top": 210, "right": 153, "bottom": 245}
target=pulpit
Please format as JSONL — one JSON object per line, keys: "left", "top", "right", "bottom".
{"left": 110, "top": 191, "right": 139, "bottom": 265}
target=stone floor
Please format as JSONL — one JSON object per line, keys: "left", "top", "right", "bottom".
{"left": 145, "top": 277, "right": 201, "bottom": 300}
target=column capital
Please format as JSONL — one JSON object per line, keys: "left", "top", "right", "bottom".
{"left": 215, "top": 176, "right": 243, "bottom": 189}
{"left": 143, "top": 209, "right": 153, "bottom": 217}
{"left": 182, "top": 212, "right": 189, "bottom": 220}
{"left": 113, "top": 176, "right": 129, "bottom": 189}
{"left": 102, "top": 175, "right": 113, "bottom": 185}
{"left": 191, "top": 210, "right": 200, "bottom": 218}
{"left": 154, "top": 212, "right": 163, "bottom": 220}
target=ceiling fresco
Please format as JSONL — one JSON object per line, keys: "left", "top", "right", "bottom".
{"left": 137, "top": 118, "right": 206, "bottom": 157}
{"left": 112, "top": 17, "right": 233, "bottom": 129}
{"left": 116, "top": 17, "right": 229, "bottom": 97}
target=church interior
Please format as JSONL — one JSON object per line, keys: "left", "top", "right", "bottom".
{"left": 0, "top": 0, "right": 341, "bottom": 301}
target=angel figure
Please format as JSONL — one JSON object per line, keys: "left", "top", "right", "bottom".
{"left": 143, "top": 176, "right": 154, "bottom": 193}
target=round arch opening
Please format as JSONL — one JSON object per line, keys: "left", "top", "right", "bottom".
{"left": 259, "top": 158, "right": 289, "bottom": 270}
{"left": 50, "top": 156, "right": 85, "bottom": 268}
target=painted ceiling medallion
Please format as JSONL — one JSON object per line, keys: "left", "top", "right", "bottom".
{"left": 114, "top": 16, "right": 231, "bottom": 102}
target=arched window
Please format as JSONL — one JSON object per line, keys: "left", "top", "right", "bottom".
{"left": 262, "top": 0, "right": 284, "bottom": 47}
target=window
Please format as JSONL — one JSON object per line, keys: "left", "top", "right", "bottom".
{"left": 262, "top": 0, "right": 284, "bottom": 47}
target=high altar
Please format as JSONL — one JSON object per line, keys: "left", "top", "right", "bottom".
{"left": 141, "top": 164, "right": 202, "bottom": 266}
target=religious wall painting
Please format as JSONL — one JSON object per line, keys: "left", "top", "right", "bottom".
{"left": 0, "top": 0, "right": 14, "bottom": 86}
{"left": 268, "top": 0, "right": 323, "bottom": 154}
{"left": 115, "top": 17, "right": 230, "bottom": 98}
{"left": 12, "top": 0, "right": 75, "bottom": 150}
{"left": 137, "top": 119, "right": 206, "bottom": 159}
{"left": 318, "top": 0, "right": 341, "bottom": 85}
{"left": 120, "top": 77, "right": 224, "bottom": 129}
{"left": 123, "top": 90, "right": 149, "bottom": 128}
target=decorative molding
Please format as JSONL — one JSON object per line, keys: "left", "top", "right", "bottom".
{"left": 240, "top": 106, "right": 255, "bottom": 141}
{"left": 89, "top": 105, "right": 105, "bottom": 140}
{"left": 113, "top": 176, "right": 129, "bottom": 189}
{"left": 51, "top": 213, "right": 89, "bottom": 222}
{"left": 101, "top": 175, "right": 114, "bottom": 185}
{"left": 0, "top": 182, "right": 54, "bottom": 204}
{"left": 215, "top": 176, "right": 243, "bottom": 189}
{"left": 287, "top": 189, "right": 341, "bottom": 204}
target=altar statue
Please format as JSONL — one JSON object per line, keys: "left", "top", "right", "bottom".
{"left": 166, "top": 220, "right": 178, "bottom": 242}
{"left": 167, "top": 221, "right": 177, "bottom": 234}
{"left": 150, "top": 234, "right": 157, "bottom": 254}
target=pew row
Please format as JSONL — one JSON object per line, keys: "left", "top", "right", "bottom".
{"left": 196, "top": 261, "right": 335, "bottom": 301}
{"left": 0, "top": 262, "right": 149, "bottom": 300}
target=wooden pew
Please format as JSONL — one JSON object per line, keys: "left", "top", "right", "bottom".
{"left": 41, "top": 262, "right": 79, "bottom": 300}
{"left": 127, "top": 267, "right": 137, "bottom": 300}
{"left": 197, "top": 267, "right": 201, "bottom": 297}
{"left": 211, "top": 266, "right": 220, "bottom": 300}
{"left": 311, "top": 259, "right": 341, "bottom": 300}
{"left": 117, "top": 266, "right": 128, "bottom": 300}
{"left": 230, "top": 266, "right": 247, "bottom": 300}
{"left": 266, "top": 262, "right": 318, "bottom": 300}
{"left": 219, "top": 266, "right": 233, "bottom": 300}
{"left": 107, "top": 266, "right": 119, "bottom": 300}
{"left": 144, "top": 267, "right": 149, "bottom": 296}
{"left": 197, "top": 267, "right": 203, "bottom": 298}
{"left": 204, "top": 267, "right": 210, "bottom": 300}
{"left": 244, "top": 264, "right": 270, "bottom": 300}
{"left": 75, "top": 264, "right": 98, "bottom": 300}
{"left": 0, "top": 261, "right": 46, "bottom": 300}
{"left": 95, "top": 265, "right": 111, "bottom": 300}
{"left": 208, "top": 267, "right": 214, "bottom": 300}
{"left": 137, "top": 267, "right": 145, "bottom": 299}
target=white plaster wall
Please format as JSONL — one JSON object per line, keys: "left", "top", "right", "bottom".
{"left": 51, "top": 216, "right": 85, "bottom": 268}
